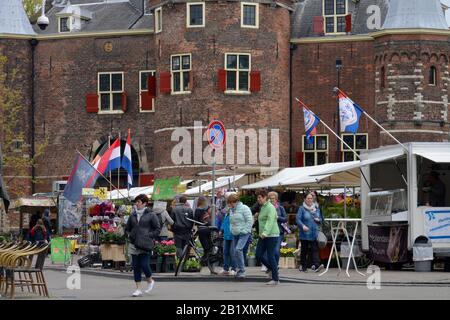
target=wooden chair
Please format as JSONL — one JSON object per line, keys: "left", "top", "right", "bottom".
{"left": 3, "top": 244, "right": 50, "bottom": 299}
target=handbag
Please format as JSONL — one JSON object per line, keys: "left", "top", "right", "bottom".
{"left": 316, "top": 231, "right": 327, "bottom": 249}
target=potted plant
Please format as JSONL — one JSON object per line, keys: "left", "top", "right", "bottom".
{"left": 280, "top": 248, "right": 297, "bottom": 269}
{"left": 183, "top": 258, "right": 201, "bottom": 272}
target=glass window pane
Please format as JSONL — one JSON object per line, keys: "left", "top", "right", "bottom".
{"left": 326, "top": 17, "right": 334, "bottom": 33}
{"left": 243, "top": 5, "right": 256, "bottom": 26}
{"left": 173, "top": 72, "right": 181, "bottom": 92}
{"left": 111, "top": 73, "right": 122, "bottom": 91}
{"left": 60, "top": 18, "right": 69, "bottom": 32}
{"left": 239, "top": 71, "right": 248, "bottom": 91}
{"left": 100, "top": 94, "right": 110, "bottom": 111}
{"left": 239, "top": 55, "right": 249, "bottom": 69}
{"left": 99, "top": 74, "right": 110, "bottom": 92}
{"left": 342, "top": 135, "right": 354, "bottom": 150}
{"left": 182, "top": 55, "right": 190, "bottom": 70}
{"left": 356, "top": 135, "right": 367, "bottom": 150}
{"left": 141, "top": 72, "right": 151, "bottom": 90}
{"left": 227, "top": 55, "right": 237, "bottom": 69}
{"left": 343, "top": 151, "right": 354, "bottom": 162}
{"left": 157, "top": 11, "right": 161, "bottom": 30}
{"left": 183, "top": 72, "right": 190, "bottom": 91}
{"left": 336, "top": 0, "right": 346, "bottom": 15}
{"left": 172, "top": 56, "right": 180, "bottom": 71}
{"left": 190, "top": 4, "right": 203, "bottom": 25}
{"left": 317, "top": 152, "right": 327, "bottom": 165}
{"left": 226, "top": 71, "right": 236, "bottom": 90}
{"left": 316, "top": 136, "right": 328, "bottom": 150}
{"left": 112, "top": 93, "right": 122, "bottom": 110}
{"left": 337, "top": 16, "right": 346, "bottom": 32}
{"left": 324, "top": 0, "right": 335, "bottom": 15}
{"left": 305, "top": 153, "right": 315, "bottom": 167}
{"left": 304, "top": 136, "right": 314, "bottom": 151}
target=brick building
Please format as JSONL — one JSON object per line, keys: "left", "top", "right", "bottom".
{"left": 1, "top": 0, "right": 450, "bottom": 196}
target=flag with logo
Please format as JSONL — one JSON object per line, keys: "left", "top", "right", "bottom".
{"left": 121, "top": 130, "right": 133, "bottom": 190}
{"left": 63, "top": 154, "right": 97, "bottom": 203}
{"left": 303, "top": 107, "right": 320, "bottom": 144}
{"left": 338, "top": 92, "right": 363, "bottom": 133}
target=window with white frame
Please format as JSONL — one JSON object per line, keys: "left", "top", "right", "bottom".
{"left": 139, "top": 70, "right": 156, "bottom": 111}
{"left": 155, "top": 7, "right": 162, "bottom": 33}
{"left": 187, "top": 3, "right": 205, "bottom": 27}
{"left": 59, "top": 17, "right": 71, "bottom": 33}
{"left": 241, "top": 3, "right": 259, "bottom": 28}
{"left": 302, "top": 135, "right": 328, "bottom": 166}
{"left": 98, "top": 72, "right": 124, "bottom": 112}
{"left": 341, "top": 133, "right": 368, "bottom": 162}
{"left": 171, "top": 54, "right": 191, "bottom": 93}
{"left": 225, "top": 53, "right": 250, "bottom": 93}
{"left": 323, "top": 0, "right": 347, "bottom": 34}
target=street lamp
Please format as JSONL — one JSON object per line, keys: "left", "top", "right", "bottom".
{"left": 36, "top": 0, "right": 49, "bottom": 30}
{"left": 335, "top": 59, "right": 343, "bottom": 162}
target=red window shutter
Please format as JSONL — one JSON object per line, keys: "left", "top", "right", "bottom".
{"left": 312, "top": 16, "right": 324, "bottom": 35}
{"left": 86, "top": 93, "right": 99, "bottom": 113}
{"left": 217, "top": 69, "right": 226, "bottom": 92}
{"left": 296, "top": 152, "right": 304, "bottom": 167}
{"left": 188, "top": 72, "right": 194, "bottom": 91}
{"left": 148, "top": 75, "right": 157, "bottom": 98}
{"left": 139, "top": 173, "right": 155, "bottom": 187}
{"left": 160, "top": 72, "right": 171, "bottom": 93}
{"left": 121, "top": 92, "right": 127, "bottom": 112}
{"left": 345, "top": 14, "right": 352, "bottom": 33}
{"left": 140, "top": 92, "right": 153, "bottom": 111}
{"left": 250, "top": 71, "right": 261, "bottom": 92}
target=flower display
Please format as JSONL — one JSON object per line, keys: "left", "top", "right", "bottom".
{"left": 280, "top": 248, "right": 296, "bottom": 257}
{"left": 154, "top": 240, "right": 176, "bottom": 256}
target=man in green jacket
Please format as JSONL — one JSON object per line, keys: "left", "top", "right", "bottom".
{"left": 255, "top": 189, "right": 280, "bottom": 285}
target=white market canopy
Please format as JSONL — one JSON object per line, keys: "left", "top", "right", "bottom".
{"left": 108, "top": 180, "right": 194, "bottom": 200}
{"left": 183, "top": 175, "right": 245, "bottom": 196}
{"left": 241, "top": 162, "right": 361, "bottom": 189}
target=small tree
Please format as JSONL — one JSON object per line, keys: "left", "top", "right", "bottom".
{"left": 0, "top": 55, "right": 47, "bottom": 196}
{"left": 22, "top": 0, "right": 42, "bottom": 19}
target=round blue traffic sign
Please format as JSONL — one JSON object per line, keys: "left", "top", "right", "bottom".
{"left": 207, "top": 120, "right": 226, "bottom": 149}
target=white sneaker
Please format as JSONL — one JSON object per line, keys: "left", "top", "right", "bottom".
{"left": 261, "top": 265, "right": 268, "bottom": 272}
{"left": 132, "top": 289, "right": 143, "bottom": 297}
{"left": 265, "top": 280, "right": 279, "bottom": 286}
{"left": 229, "top": 270, "right": 236, "bottom": 276}
{"left": 219, "top": 269, "right": 230, "bottom": 275}
{"left": 145, "top": 280, "right": 155, "bottom": 294}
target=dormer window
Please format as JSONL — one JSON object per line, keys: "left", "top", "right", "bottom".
{"left": 59, "top": 17, "right": 71, "bottom": 33}
{"left": 323, "top": 0, "right": 347, "bottom": 34}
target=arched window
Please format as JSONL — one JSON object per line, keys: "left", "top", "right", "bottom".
{"left": 429, "top": 66, "right": 437, "bottom": 86}
{"left": 380, "top": 66, "right": 385, "bottom": 89}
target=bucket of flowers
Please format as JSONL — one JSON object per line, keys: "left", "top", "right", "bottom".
{"left": 279, "top": 248, "right": 297, "bottom": 269}
{"left": 154, "top": 240, "right": 176, "bottom": 272}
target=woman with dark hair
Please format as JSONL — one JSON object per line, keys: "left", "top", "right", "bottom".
{"left": 125, "top": 194, "right": 161, "bottom": 297}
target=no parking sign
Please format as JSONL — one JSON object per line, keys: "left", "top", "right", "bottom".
{"left": 207, "top": 120, "right": 226, "bottom": 149}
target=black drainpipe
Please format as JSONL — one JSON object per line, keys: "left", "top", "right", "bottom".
{"left": 289, "top": 43, "right": 297, "bottom": 167}
{"left": 30, "top": 38, "right": 38, "bottom": 195}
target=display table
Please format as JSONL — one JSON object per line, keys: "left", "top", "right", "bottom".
{"left": 100, "top": 244, "right": 126, "bottom": 262}
{"left": 319, "top": 218, "right": 365, "bottom": 277}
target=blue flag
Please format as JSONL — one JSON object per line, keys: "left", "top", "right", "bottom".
{"left": 339, "top": 93, "right": 363, "bottom": 134}
{"left": 63, "top": 154, "right": 97, "bottom": 203}
{"left": 303, "top": 107, "right": 320, "bottom": 144}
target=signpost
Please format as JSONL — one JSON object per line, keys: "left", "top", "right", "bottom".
{"left": 207, "top": 120, "right": 226, "bottom": 227}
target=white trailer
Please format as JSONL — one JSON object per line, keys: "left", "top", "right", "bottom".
{"left": 351, "top": 142, "right": 450, "bottom": 257}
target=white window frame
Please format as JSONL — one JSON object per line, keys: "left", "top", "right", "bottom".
{"left": 429, "top": 66, "right": 437, "bottom": 86}
{"left": 170, "top": 53, "right": 192, "bottom": 95}
{"left": 302, "top": 134, "right": 329, "bottom": 166}
{"left": 341, "top": 133, "right": 368, "bottom": 162}
{"left": 241, "top": 2, "right": 259, "bottom": 29}
{"left": 224, "top": 53, "right": 251, "bottom": 94}
{"left": 97, "top": 72, "right": 125, "bottom": 114}
{"left": 58, "top": 16, "right": 71, "bottom": 33}
{"left": 186, "top": 2, "right": 205, "bottom": 28}
{"left": 323, "top": 0, "right": 348, "bottom": 35}
{"left": 155, "top": 7, "right": 162, "bottom": 33}
{"left": 139, "top": 70, "right": 156, "bottom": 113}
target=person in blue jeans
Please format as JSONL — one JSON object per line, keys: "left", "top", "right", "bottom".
{"left": 219, "top": 207, "right": 236, "bottom": 275}
{"left": 268, "top": 191, "right": 287, "bottom": 266}
{"left": 228, "top": 194, "right": 253, "bottom": 279}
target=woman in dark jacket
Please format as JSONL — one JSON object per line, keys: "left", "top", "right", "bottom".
{"left": 125, "top": 194, "right": 161, "bottom": 297}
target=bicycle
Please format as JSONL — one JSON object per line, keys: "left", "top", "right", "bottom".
{"left": 174, "top": 217, "right": 223, "bottom": 276}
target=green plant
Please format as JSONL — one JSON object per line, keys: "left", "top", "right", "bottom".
{"left": 240, "top": 195, "right": 257, "bottom": 207}
{"left": 280, "top": 248, "right": 296, "bottom": 257}
{"left": 183, "top": 258, "right": 201, "bottom": 271}
{"left": 322, "top": 203, "right": 361, "bottom": 219}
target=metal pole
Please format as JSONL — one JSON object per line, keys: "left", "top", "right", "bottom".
{"left": 211, "top": 149, "right": 216, "bottom": 227}
{"left": 344, "top": 184, "right": 347, "bottom": 218}
{"left": 337, "top": 67, "right": 341, "bottom": 163}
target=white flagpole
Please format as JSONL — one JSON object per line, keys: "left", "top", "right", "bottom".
{"left": 296, "top": 98, "right": 360, "bottom": 160}
{"left": 334, "top": 87, "right": 408, "bottom": 152}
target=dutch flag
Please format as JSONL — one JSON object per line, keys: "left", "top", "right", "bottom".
{"left": 121, "top": 130, "right": 133, "bottom": 189}
{"left": 104, "top": 138, "right": 122, "bottom": 175}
